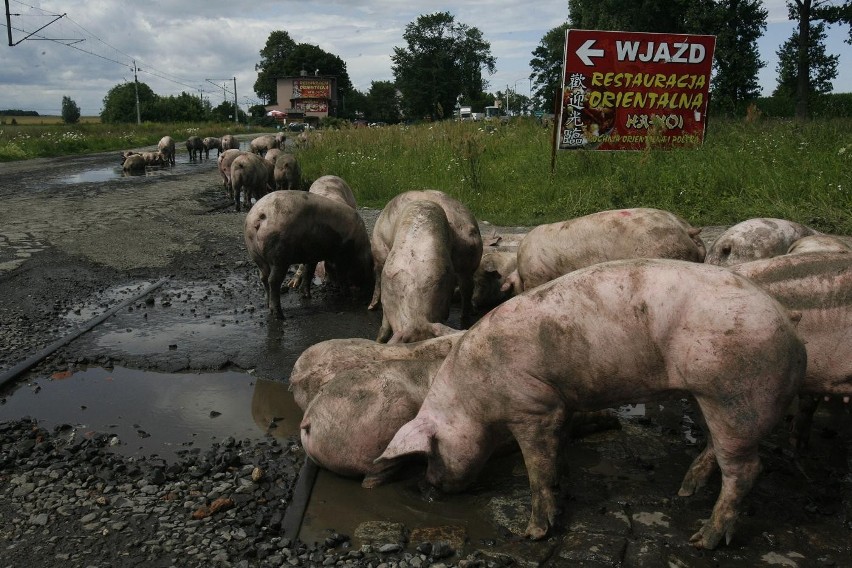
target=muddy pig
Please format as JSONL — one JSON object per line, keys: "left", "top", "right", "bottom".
{"left": 231, "top": 152, "right": 274, "bottom": 211}
{"left": 705, "top": 217, "right": 817, "bottom": 266}
{"left": 157, "top": 135, "right": 176, "bottom": 166}
{"left": 370, "top": 190, "right": 482, "bottom": 325}
{"left": 202, "top": 136, "right": 222, "bottom": 158}
{"left": 786, "top": 234, "right": 850, "bottom": 255}
{"left": 273, "top": 153, "right": 301, "bottom": 191}
{"left": 471, "top": 249, "right": 518, "bottom": 310}
{"left": 290, "top": 334, "right": 462, "bottom": 411}
{"left": 508, "top": 208, "right": 704, "bottom": 293}
{"left": 375, "top": 258, "right": 806, "bottom": 549}
{"left": 244, "top": 190, "right": 374, "bottom": 318}
{"left": 730, "top": 252, "right": 852, "bottom": 449}
{"left": 217, "top": 149, "right": 244, "bottom": 198}
{"left": 185, "top": 136, "right": 204, "bottom": 160}
{"left": 249, "top": 134, "right": 279, "bottom": 156}
{"left": 376, "top": 200, "right": 459, "bottom": 343}
{"left": 288, "top": 175, "right": 358, "bottom": 293}
{"left": 220, "top": 134, "right": 240, "bottom": 151}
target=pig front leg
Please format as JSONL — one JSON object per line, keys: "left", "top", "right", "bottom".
{"left": 298, "top": 263, "right": 317, "bottom": 299}
{"left": 368, "top": 268, "right": 382, "bottom": 310}
{"left": 789, "top": 394, "right": 820, "bottom": 451}
{"left": 376, "top": 313, "right": 393, "bottom": 343}
{"left": 508, "top": 404, "right": 567, "bottom": 540}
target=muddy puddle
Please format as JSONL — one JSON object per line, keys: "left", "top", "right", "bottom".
{"left": 0, "top": 367, "right": 302, "bottom": 461}
{"left": 55, "top": 160, "right": 213, "bottom": 185}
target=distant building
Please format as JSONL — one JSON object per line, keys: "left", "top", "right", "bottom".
{"left": 266, "top": 71, "right": 337, "bottom": 126}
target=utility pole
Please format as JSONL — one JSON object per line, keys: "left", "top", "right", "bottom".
{"left": 133, "top": 60, "right": 141, "bottom": 125}
{"left": 233, "top": 77, "right": 238, "bottom": 125}
{"left": 5, "top": 0, "right": 13, "bottom": 47}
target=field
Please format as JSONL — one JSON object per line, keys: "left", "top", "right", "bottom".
{"left": 1, "top": 116, "right": 850, "bottom": 233}
{"left": 0, "top": 115, "right": 102, "bottom": 125}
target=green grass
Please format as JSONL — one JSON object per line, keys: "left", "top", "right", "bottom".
{"left": 0, "top": 121, "right": 267, "bottom": 161}
{"left": 2, "top": 117, "right": 850, "bottom": 233}
{"left": 296, "top": 118, "right": 852, "bottom": 233}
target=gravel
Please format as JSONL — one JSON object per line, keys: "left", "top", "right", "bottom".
{"left": 0, "top": 418, "right": 513, "bottom": 568}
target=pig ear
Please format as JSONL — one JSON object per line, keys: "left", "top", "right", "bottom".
{"left": 374, "top": 416, "right": 437, "bottom": 465}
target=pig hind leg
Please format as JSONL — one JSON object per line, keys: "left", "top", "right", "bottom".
{"left": 678, "top": 408, "right": 718, "bottom": 496}
{"left": 267, "top": 264, "right": 288, "bottom": 319}
{"left": 687, "top": 397, "right": 764, "bottom": 550}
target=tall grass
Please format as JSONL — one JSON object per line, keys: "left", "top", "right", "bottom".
{"left": 296, "top": 118, "right": 852, "bottom": 232}
{"left": 0, "top": 121, "right": 257, "bottom": 161}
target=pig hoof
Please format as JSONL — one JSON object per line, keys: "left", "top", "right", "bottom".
{"left": 689, "top": 524, "right": 724, "bottom": 550}
{"left": 523, "top": 523, "right": 548, "bottom": 541}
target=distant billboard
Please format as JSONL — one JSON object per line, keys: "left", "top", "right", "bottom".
{"left": 293, "top": 79, "right": 331, "bottom": 99}
{"left": 557, "top": 29, "right": 716, "bottom": 151}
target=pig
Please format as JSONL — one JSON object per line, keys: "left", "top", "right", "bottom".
{"left": 121, "top": 152, "right": 146, "bottom": 172}
{"left": 375, "top": 258, "right": 807, "bottom": 550}
{"left": 729, "top": 252, "right": 852, "bottom": 450}
{"left": 157, "top": 135, "right": 176, "bottom": 166}
{"left": 249, "top": 134, "right": 279, "bottom": 156}
{"left": 290, "top": 334, "right": 462, "bottom": 411}
{"left": 376, "top": 200, "right": 459, "bottom": 343}
{"left": 185, "top": 136, "right": 204, "bottom": 160}
{"left": 704, "top": 218, "right": 817, "bottom": 266}
{"left": 369, "top": 190, "right": 482, "bottom": 325}
{"left": 231, "top": 152, "right": 274, "bottom": 212}
{"left": 244, "top": 190, "right": 374, "bottom": 317}
{"left": 220, "top": 134, "right": 240, "bottom": 151}
{"left": 288, "top": 175, "right": 358, "bottom": 292}
{"left": 508, "top": 208, "right": 705, "bottom": 292}
{"left": 786, "top": 234, "right": 850, "bottom": 255}
{"left": 471, "top": 249, "right": 518, "bottom": 310}
{"left": 301, "top": 361, "right": 445, "bottom": 486}
{"left": 307, "top": 175, "right": 356, "bottom": 208}
{"left": 273, "top": 153, "right": 301, "bottom": 190}
{"left": 264, "top": 148, "right": 283, "bottom": 164}
{"left": 202, "top": 136, "right": 222, "bottom": 158}
{"left": 275, "top": 131, "right": 287, "bottom": 148}
{"left": 217, "top": 149, "right": 244, "bottom": 198}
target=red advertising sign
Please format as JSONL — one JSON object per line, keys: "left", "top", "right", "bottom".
{"left": 293, "top": 79, "right": 331, "bottom": 99}
{"left": 557, "top": 29, "right": 715, "bottom": 151}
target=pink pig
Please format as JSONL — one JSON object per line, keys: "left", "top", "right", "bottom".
{"left": 507, "top": 208, "right": 705, "bottom": 292}
{"left": 375, "top": 258, "right": 806, "bottom": 549}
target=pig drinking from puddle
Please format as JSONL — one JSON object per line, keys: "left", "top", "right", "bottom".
{"left": 507, "top": 208, "right": 704, "bottom": 293}
{"left": 705, "top": 217, "right": 817, "bottom": 265}
{"left": 375, "top": 258, "right": 806, "bottom": 549}
{"left": 244, "top": 190, "right": 373, "bottom": 318}
{"left": 377, "top": 200, "right": 458, "bottom": 343}
{"left": 730, "top": 252, "right": 852, "bottom": 449}
{"left": 369, "top": 190, "right": 482, "bottom": 324}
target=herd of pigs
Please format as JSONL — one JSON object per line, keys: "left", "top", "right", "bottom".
{"left": 130, "top": 133, "right": 852, "bottom": 550}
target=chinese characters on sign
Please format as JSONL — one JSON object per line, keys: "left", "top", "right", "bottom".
{"left": 558, "top": 30, "right": 716, "bottom": 151}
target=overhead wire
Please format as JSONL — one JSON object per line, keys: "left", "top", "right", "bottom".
{"left": 4, "top": 0, "right": 214, "bottom": 96}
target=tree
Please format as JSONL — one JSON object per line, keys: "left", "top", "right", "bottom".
{"left": 151, "top": 92, "right": 209, "bottom": 122}
{"left": 786, "top": 1, "right": 848, "bottom": 118}
{"left": 254, "top": 31, "right": 297, "bottom": 104}
{"left": 710, "top": 0, "right": 768, "bottom": 114}
{"left": 61, "top": 96, "right": 80, "bottom": 124}
{"left": 253, "top": 31, "right": 355, "bottom": 110}
{"left": 363, "top": 81, "right": 401, "bottom": 123}
{"left": 567, "top": 0, "right": 715, "bottom": 33}
{"left": 100, "top": 81, "right": 156, "bottom": 123}
{"left": 774, "top": 19, "right": 839, "bottom": 99}
{"left": 529, "top": 23, "right": 568, "bottom": 113}
{"left": 392, "top": 12, "right": 495, "bottom": 121}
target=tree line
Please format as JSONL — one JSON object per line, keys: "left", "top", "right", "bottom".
{"left": 92, "top": 1, "right": 850, "bottom": 124}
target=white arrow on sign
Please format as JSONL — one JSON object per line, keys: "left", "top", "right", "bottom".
{"left": 576, "top": 39, "right": 604, "bottom": 66}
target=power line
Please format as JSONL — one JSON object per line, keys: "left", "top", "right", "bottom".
{"left": 4, "top": 1, "right": 214, "bottom": 95}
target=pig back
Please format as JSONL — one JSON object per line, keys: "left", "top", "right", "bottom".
{"left": 373, "top": 190, "right": 482, "bottom": 278}
{"left": 730, "top": 252, "right": 852, "bottom": 395}
{"left": 446, "top": 258, "right": 804, "bottom": 412}
{"left": 308, "top": 175, "right": 357, "bottom": 208}
{"left": 516, "top": 208, "right": 705, "bottom": 290}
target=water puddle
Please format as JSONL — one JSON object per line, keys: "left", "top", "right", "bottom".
{"left": 0, "top": 367, "right": 301, "bottom": 461}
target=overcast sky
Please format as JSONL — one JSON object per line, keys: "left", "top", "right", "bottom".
{"left": 1, "top": 0, "right": 849, "bottom": 116}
